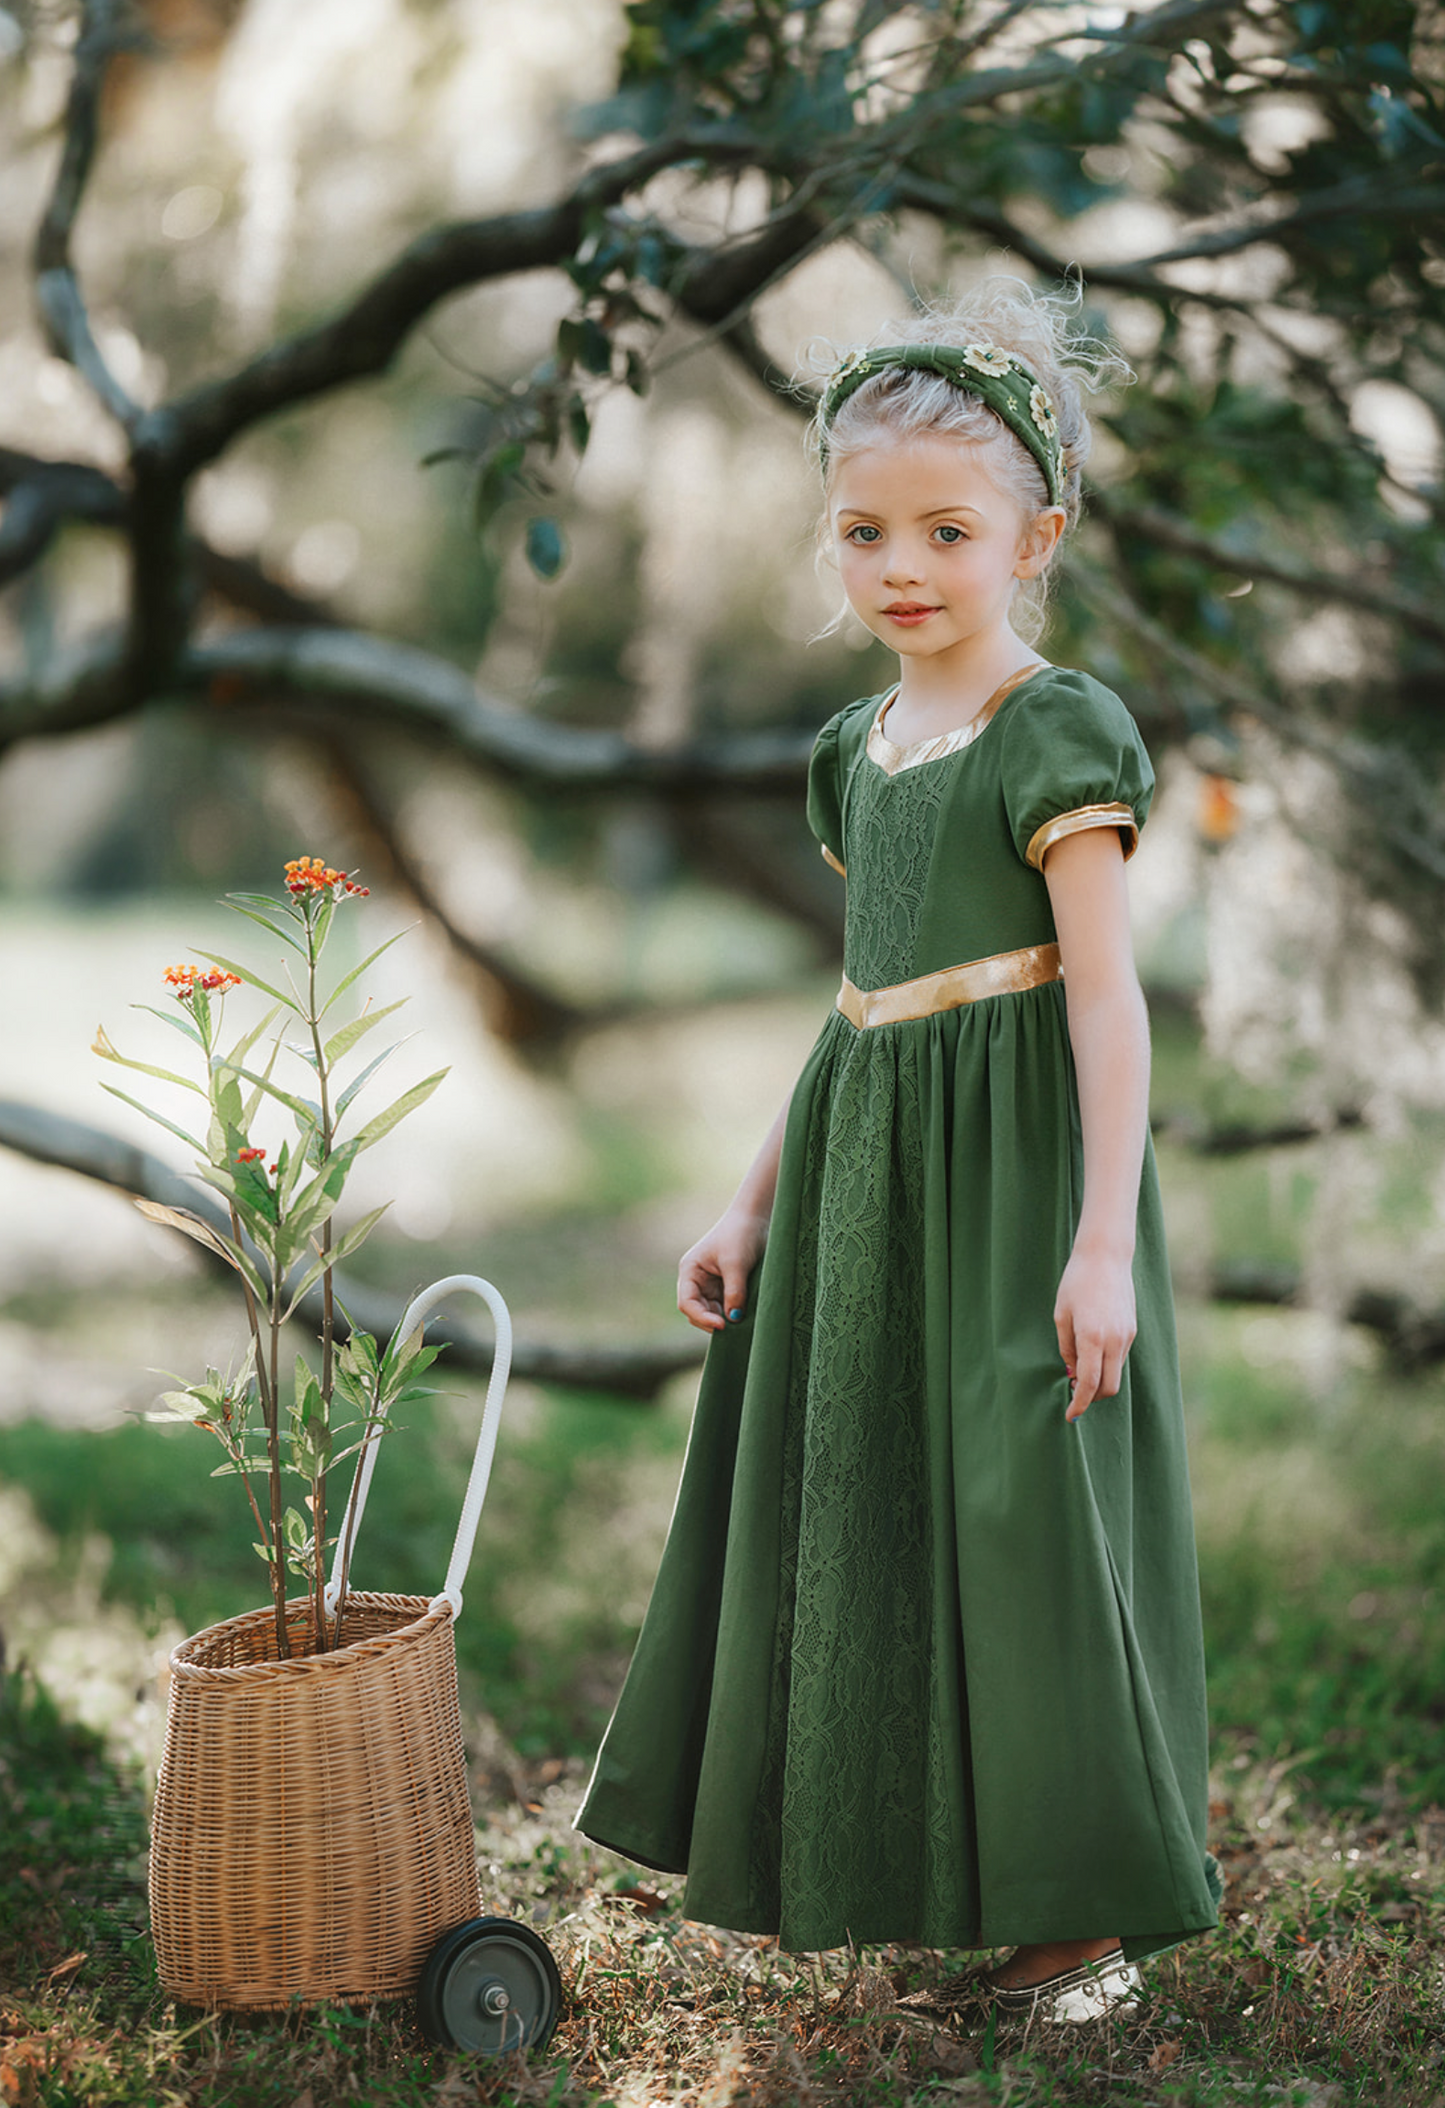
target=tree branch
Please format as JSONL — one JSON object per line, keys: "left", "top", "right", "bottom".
{"left": 1073, "top": 561, "right": 1445, "bottom": 889}
{"left": 0, "top": 1099, "right": 702, "bottom": 1399}
{"left": 32, "top": 0, "right": 142, "bottom": 432}
{"left": 318, "top": 739, "right": 597, "bottom": 1049}
{"left": 0, "top": 448, "right": 126, "bottom": 584}
{"left": 149, "top": 132, "right": 756, "bottom": 481}
{"left": 1209, "top": 1256, "right": 1445, "bottom": 1370}
{"left": 185, "top": 628, "right": 814, "bottom": 789}
{"left": 0, "top": 444, "right": 350, "bottom": 624}
{"left": 0, "top": 625, "right": 813, "bottom": 785}
{"left": 1092, "top": 495, "right": 1445, "bottom": 652}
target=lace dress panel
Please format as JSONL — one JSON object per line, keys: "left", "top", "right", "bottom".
{"left": 843, "top": 759, "right": 952, "bottom": 993}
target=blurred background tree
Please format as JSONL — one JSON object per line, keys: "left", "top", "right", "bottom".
{"left": 3, "top": 0, "right": 1445, "bottom": 1781}
{"left": 2, "top": 0, "right": 1442, "bottom": 1016}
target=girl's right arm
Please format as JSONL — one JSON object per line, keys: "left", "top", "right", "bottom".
{"left": 677, "top": 1098, "right": 790, "bottom": 1332}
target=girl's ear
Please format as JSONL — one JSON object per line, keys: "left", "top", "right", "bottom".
{"left": 1015, "top": 506, "right": 1067, "bottom": 578}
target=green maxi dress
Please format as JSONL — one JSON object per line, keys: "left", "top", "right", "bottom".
{"left": 577, "top": 665, "right": 1220, "bottom": 1962}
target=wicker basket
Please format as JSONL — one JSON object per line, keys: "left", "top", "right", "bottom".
{"left": 148, "top": 1276, "right": 514, "bottom": 2011}
{"left": 150, "top": 1592, "right": 479, "bottom": 2007}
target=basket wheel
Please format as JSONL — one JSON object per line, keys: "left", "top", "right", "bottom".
{"left": 418, "top": 1916, "right": 563, "bottom": 2055}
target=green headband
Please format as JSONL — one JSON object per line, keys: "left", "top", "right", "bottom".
{"left": 820, "top": 341, "right": 1065, "bottom": 506}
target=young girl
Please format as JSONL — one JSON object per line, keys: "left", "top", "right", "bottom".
{"left": 577, "top": 281, "right": 1220, "bottom": 2019}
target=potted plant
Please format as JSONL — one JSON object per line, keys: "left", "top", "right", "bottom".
{"left": 94, "top": 857, "right": 561, "bottom": 2049}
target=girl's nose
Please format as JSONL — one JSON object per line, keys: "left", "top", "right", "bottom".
{"left": 882, "top": 543, "right": 925, "bottom": 586}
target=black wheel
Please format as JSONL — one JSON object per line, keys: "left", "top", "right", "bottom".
{"left": 418, "top": 1916, "right": 563, "bottom": 2055}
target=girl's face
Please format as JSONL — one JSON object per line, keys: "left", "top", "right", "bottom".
{"left": 828, "top": 434, "right": 1062, "bottom": 674}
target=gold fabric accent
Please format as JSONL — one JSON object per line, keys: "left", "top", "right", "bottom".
{"left": 1025, "top": 802, "right": 1139, "bottom": 873}
{"left": 867, "top": 662, "right": 1046, "bottom": 778}
{"left": 821, "top": 843, "right": 847, "bottom": 878}
{"left": 837, "top": 942, "right": 1062, "bottom": 1029}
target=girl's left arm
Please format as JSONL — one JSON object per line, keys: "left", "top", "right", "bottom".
{"left": 1043, "top": 826, "right": 1150, "bottom": 1421}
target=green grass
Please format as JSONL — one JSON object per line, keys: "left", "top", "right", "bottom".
{"left": 0, "top": 1373, "right": 685, "bottom": 1758}
{"left": 8, "top": 1005, "right": 1445, "bottom": 2099}
{"left": 4, "top": 1703, "right": 1445, "bottom": 2106}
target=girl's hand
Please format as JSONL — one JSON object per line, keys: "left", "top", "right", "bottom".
{"left": 1054, "top": 1243, "right": 1136, "bottom": 1420}
{"left": 678, "top": 1208, "right": 769, "bottom": 1333}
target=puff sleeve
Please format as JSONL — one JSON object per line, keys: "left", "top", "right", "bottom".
{"left": 999, "top": 671, "right": 1155, "bottom": 872}
{"left": 806, "top": 710, "right": 848, "bottom": 877}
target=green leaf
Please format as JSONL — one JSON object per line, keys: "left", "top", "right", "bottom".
{"left": 352, "top": 1068, "right": 449, "bottom": 1152}
{"left": 310, "top": 890, "right": 338, "bottom": 957}
{"left": 323, "top": 999, "right": 406, "bottom": 1066}
{"left": 224, "top": 901, "right": 307, "bottom": 955}
{"left": 525, "top": 516, "right": 567, "bottom": 580}
{"left": 236, "top": 1034, "right": 284, "bottom": 1135}
{"left": 131, "top": 1003, "right": 205, "bottom": 1048}
{"left": 334, "top": 1041, "right": 406, "bottom": 1123}
{"left": 92, "top": 1025, "right": 208, "bottom": 1096}
{"left": 229, "top": 1061, "right": 323, "bottom": 1129}
{"left": 319, "top": 929, "right": 409, "bottom": 1017}
{"left": 134, "top": 1200, "right": 236, "bottom": 1267}
{"left": 281, "top": 1204, "right": 390, "bottom": 1321}
{"left": 228, "top": 1148, "right": 280, "bottom": 1227}
{"left": 197, "top": 950, "right": 296, "bottom": 1010}
{"left": 146, "top": 1391, "right": 214, "bottom": 1423}
{"left": 133, "top": 1200, "right": 272, "bottom": 1301}
{"left": 99, "top": 1082, "right": 205, "bottom": 1154}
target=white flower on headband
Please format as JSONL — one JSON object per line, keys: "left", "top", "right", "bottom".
{"left": 959, "top": 342, "right": 1014, "bottom": 378}
{"left": 828, "top": 347, "right": 872, "bottom": 387}
{"left": 1029, "top": 383, "right": 1059, "bottom": 441}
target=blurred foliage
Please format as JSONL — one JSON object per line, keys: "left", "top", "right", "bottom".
{"left": 1, "top": 0, "right": 1442, "bottom": 968}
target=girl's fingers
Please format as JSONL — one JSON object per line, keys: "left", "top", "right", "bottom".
{"left": 677, "top": 1260, "right": 725, "bottom": 1331}
{"left": 1066, "top": 1346, "right": 1101, "bottom": 1419}
{"left": 1064, "top": 1328, "right": 1137, "bottom": 1417}
{"left": 720, "top": 1262, "right": 749, "bottom": 1325}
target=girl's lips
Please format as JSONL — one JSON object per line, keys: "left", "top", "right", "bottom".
{"left": 884, "top": 604, "right": 940, "bottom": 625}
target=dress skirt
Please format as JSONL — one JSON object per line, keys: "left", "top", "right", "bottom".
{"left": 576, "top": 669, "right": 1220, "bottom": 1958}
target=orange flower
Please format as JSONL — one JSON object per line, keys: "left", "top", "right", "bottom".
{"left": 164, "top": 964, "right": 241, "bottom": 1000}
{"left": 236, "top": 1146, "right": 266, "bottom": 1164}
{"left": 284, "top": 855, "right": 369, "bottom": 899}
{"left": 1197, "top": 775, "right": 1241, "bottom": 845}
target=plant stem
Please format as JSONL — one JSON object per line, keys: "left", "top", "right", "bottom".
{"left": 205, "top": 1421, "right": 268, "bottom": 1551}
{"left": 268, "top": 1267, "right": 287, "bottom": 1658}
{"left": 306, "top": 900, "right": 336, "bottom": 1654}
{"left": 231, "top": 1201, "right": 289, "bottom": 1661}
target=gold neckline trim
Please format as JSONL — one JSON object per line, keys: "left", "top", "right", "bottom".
{"left": 867, "top": 662, "right": 1048, "bottom": 778}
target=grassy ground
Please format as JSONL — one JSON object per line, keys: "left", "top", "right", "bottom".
{"left": 4, "top": 1662, "right": 1445, "bottom": 2108}
{"left": 6, "top": 998, "right": 1445, "bottom": 2101}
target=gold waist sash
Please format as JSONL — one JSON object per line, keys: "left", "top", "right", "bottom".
{"left": 837, "top": 942, "right": 1062, "bottom": 1030}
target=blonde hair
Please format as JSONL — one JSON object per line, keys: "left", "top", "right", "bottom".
{"left": 806, "top": 277, "right": 1131, "bottom": 642}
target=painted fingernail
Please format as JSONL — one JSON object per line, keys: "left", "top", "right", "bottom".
{"left": 726, "top": 1308, "right": 743, "bottom": 1324}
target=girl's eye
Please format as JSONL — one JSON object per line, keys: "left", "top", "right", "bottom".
{"left": 846, "top": 524, "right": 882, "bottom": 544}
{"left": 934, "top": 524, "right": 965, "bottom": 544}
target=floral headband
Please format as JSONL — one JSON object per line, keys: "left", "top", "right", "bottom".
{"left": 820, "top": 341, "right": 1065, "bottom": 506}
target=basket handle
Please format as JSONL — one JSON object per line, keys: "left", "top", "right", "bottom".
{"left": 323, "top": 1273, "right": 513, "bottom": 1623}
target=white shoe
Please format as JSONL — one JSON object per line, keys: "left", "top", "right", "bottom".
{"left": 991, "top": 1949, "right": 1140, "bottom": 2023}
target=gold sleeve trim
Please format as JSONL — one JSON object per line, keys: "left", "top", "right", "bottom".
{"left": 1025, "top": 802, "right": 1139, "bottom": 873}
{"left": 821, "top": 844, "right": 847, "bottom": 878}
